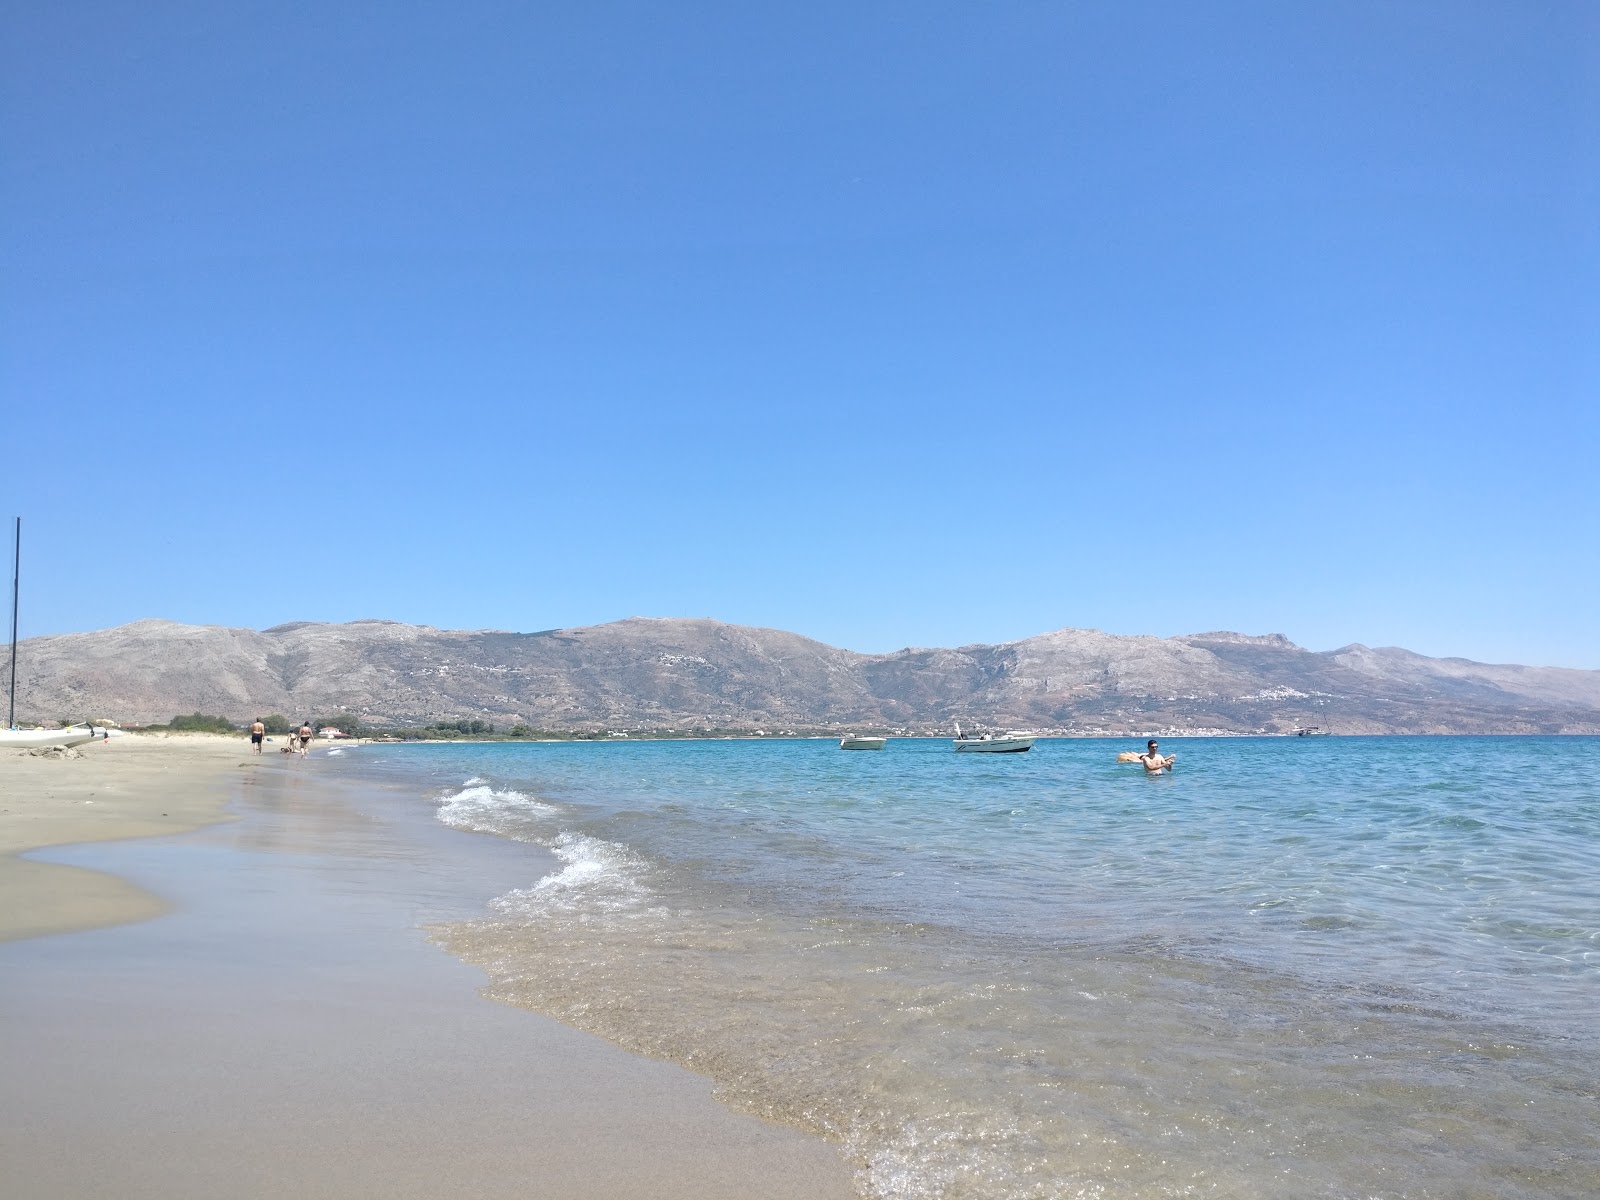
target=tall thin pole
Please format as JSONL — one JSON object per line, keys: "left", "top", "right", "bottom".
{"left": 8, "top": 517, "right": 18, "bottom": 730}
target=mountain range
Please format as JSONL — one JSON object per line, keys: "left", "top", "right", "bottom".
{"left": 10, "top": 617, "right": 1600, "bottom": 735}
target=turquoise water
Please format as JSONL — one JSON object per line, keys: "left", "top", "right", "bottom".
{"left": 337, "top": 737, "right": 1600, "bottom": 1199}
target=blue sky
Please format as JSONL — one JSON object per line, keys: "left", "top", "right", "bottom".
{"left": 4, "top": 1, "right": 1596, "bottom": 665}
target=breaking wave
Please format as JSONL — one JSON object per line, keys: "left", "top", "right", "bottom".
{"left": 490, "top": 832, "right": 657, "bottom": 919}
{"left": 434, "top": 780, "right": 657, "bottom": 921}
{"left": 435, "top": 781, "right": 560, "bottom": 840}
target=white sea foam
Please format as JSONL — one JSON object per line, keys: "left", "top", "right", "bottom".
{"left": 434, "top": 782, "right": 656, "bottom": 919}
{"left": 435, "top": 783, "right": 559, "bottom": 840}
{"left": 491, "top": 832, "right": 656, "bottom": 920}
{"left": 861, "top": 1115, "right": 1086, "bottom": 1200}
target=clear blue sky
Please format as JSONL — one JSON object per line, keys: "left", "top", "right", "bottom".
{"left": 4, "top": 1, "right": 1596, "bottom": 666}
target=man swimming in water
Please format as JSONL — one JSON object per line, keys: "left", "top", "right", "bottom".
{"left": 1138, "top": 739, "right": 1176, "bottom": 773}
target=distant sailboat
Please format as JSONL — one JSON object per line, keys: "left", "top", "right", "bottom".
{"left": 1, "top": 518, "right": 106, "bottom": 749}
{"left": 5, "top": 516, "right": 20, "bottom": 735}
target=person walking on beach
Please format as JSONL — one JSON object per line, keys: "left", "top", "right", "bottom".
{"left": 250, "top": 719, "right": 266, "bottom": 754}
{"left": 297, "top": 722, "right": 313, "bottom": 754}
{"left": 1138, "top": 739, "right": 1176, "bottom": 773}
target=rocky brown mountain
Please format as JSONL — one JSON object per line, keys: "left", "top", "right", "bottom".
{"left": 10, "top": 617, "right": 1600, "bottom": 734}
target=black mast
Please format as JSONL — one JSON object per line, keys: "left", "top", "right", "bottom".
{"left": 7, "top": 517, "right": 18, "bottom": 730}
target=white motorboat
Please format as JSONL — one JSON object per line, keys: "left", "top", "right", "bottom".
{"left": 839, "top": 735, "right": 887, "bottom": 750}
{"left": 0, "top": 723, "right": 110, "bottom": 750}
{"left": 951, "top": 722, "right": 1035, "bottom": 753}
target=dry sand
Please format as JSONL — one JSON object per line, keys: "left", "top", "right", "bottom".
{"left": 0, "top": 735, "right": 856, "bottom": 1199}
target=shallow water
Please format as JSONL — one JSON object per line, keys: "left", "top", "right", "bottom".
{"left": 334, "top": 737, "right": 1600, "bottom": 1199}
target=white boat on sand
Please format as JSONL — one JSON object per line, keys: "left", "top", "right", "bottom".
{"left": 0, "top": 723, "right": 111, "bottom": 750}
{"left": 952, "top": 722, "right": 1035, "bottom": 753}
{"left": 839, "top": 736, "right": 887, "bottom": 750}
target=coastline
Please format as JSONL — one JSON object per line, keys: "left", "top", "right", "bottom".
{"left": 0, "top": 733, "right": 244, "bottom": 942}
{"left": 0, "top": 738, "right": 856, "bottom": 1199}
{"left": 11, "top": 734, "right": 1595, "bottom": 1197}
{"left": 396, "top": 735, "right": 1600, "bottom": 1198}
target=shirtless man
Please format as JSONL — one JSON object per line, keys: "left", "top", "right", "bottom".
{"left": 250, "top": 719, "right": 266, "bottom": 754}
{"left": 1138, "top": 739, "right": 1176, "bottom": 773}
{"left": 297, "top": 723, "right": 313, "bottom": 754}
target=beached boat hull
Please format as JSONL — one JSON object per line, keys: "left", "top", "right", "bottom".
{"left": 839, "top": 737, "right": 887, "bottom": 750}
{"left": 0, "top": 726, "right": 104, "bottom": 750}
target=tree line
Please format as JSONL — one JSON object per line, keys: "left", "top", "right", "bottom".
{"left": 136, "top": 712, "right": 533, "bottom": 739}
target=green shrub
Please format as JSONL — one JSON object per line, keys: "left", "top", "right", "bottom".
{"left": 428, "top": 719, "right": 495, "bottom": 735}
{"left": 168, "top": 713, "right": 238, "bottom": 734}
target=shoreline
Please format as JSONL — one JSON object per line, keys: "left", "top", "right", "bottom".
{"left": 0, "top": 738, "right": 857, "bottom": 1199}
{"left": 396, "top": 736, "right": 1600, "bottom": 1197}
{"left": 0, "top": 733, "right": 245, "bottom": 942}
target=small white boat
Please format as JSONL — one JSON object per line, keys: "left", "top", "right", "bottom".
{"left": 0, "top": 723, "right": 110, "bottom": 750}
{"left": 952, "top": 722, "right": 1035, "bottom": 753}
{"left": 839, "top": 736, "right": 887, "bottom": 750}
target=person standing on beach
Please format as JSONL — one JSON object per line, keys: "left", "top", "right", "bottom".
{"left": 250, "top": 719, "right": 266, "bottom": 754}
{"left": 1138, "top": 739, "right": 1176, "bottom": 773}
{"left": 297, "top": 722, "right": 313, "bottom": 754}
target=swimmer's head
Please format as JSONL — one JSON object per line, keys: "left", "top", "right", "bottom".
{"left": 1147, "top": 740, "right": 1158, "bottom": 749}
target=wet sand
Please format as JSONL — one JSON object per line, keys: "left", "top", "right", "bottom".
{"left": 0, "top": 733, "right": 243, "bottom": 941}
{"left": 0, "top": 743, "right": 855, "bottom": 1199}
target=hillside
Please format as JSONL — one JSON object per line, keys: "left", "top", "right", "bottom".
{"left": 10, "top": 617, "right": 1600, "bottom": 734}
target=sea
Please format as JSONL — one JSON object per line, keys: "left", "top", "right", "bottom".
{"left": 327, "top": 736, "right": 1600, "bottom": 1200}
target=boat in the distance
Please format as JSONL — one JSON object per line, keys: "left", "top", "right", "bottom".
{"left": 1, "top": 517, "right": 114, "bottom": 751}
{"left": 1292, "top": 726, "right": 1331, "bottom": 737}
{"left": 839, "top": 735, "right": 887, "bottom": 750}
{"left": 952, "top": 722, "right": 1036, "bottom": 753}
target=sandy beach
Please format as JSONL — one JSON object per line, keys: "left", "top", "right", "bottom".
{"left": 0, "top": 736, "right": 855, "bottom": 1199}
{"left": 0, "top": 733, "right": 243, "bottom": 942}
